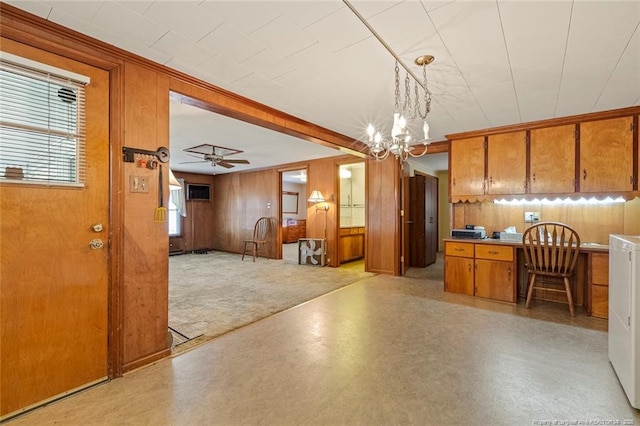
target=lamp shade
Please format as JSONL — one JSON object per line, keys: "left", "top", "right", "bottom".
{"left": 308, "top": 190, "right": 325, "bottom": 203}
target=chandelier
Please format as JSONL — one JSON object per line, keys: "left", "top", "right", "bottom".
{"left": 365, "top": 55, "right": 434, "bottom": 162}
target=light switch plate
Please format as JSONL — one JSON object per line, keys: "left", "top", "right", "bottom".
{"left": 524, "top": 211, "right": 540, "bottom": 223}
{"left": 130, "top": 175, "right": 149, "bottom": 193}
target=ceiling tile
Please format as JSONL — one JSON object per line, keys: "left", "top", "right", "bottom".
{"left": 115, "top": 1, "right": 153, "bottom": 15}
{"left": 198, "top": 54, "right": 254, "bottom": 86}
{"left": 48, "top": 1, "right": 103, "bottom": 21}
{"left": 274, "top": 1, "right": 343, "bottom": 28}
{"left": 365, "top": 1, "right": 433, "bottom": 47}
{"left": 430, "top": 2, "right": 512, "bottom": 88}
{"left": 143, "top": 2, "right": 224, "bottom": 43}
{"left": 198, "top": 1, "right": 282, "bottom": 35}
{"left": 498, "top": 1, "right": 572, "bottom": 71}
{"left": 250, "top": 15, "right": 317, "bottom": 58}
{"left": 198, "top": 23, "right": 266, "bottom": 63}
{"left": 348, "top": 1, "right": 403, "bottom": 19}
{"left": 304, "top": 6, "right": 372, "bottom": 53}
{"left": 239, "top": 49, "right": 295, "bottom": 81}
{"left": 4, "top": 0, "right": 51, "bottom": 19}
{"left": 91, "top": 1, "right": 168, "bottom": 47}
{"left": 151, "top": 32, "right": 217, "bottom": 66}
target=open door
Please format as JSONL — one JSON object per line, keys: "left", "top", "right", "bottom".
{"left": 0, "top": 39, "right": 110, "bottom": 419}
{"left": 409, "top": 173, "right": 438, "bottom": 267}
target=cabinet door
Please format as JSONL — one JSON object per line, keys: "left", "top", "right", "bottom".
{"left": 444, "top": 256, "right": 474, "bottom": 295}
{"left": 580, "top": 116, "right": 634, "bottom": 192}
{"left": 487, "top": 131, "right": 527, "bottom": 195}
{"left": 450, "top": 136, "right": 485, "bottom": 199}
{"left": 475, "top": 259, "right": 515, "bottom": 302}
{"left": 530, "top": 125, "right": 576, "bottom": 194}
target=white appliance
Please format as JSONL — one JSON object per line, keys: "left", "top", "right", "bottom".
{"left": 609, "top": 234, "right": 640, "bottom": 408}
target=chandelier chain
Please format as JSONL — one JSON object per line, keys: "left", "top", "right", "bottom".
{"left": 394, "top": 62, "right": 401, "bottom": 112}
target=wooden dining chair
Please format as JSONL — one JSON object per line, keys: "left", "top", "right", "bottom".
{"left": 242, "top": 217, "right": 272, "bottom": 262}
{"left": 522, "top": 222, "right": 581, "bottom": 316}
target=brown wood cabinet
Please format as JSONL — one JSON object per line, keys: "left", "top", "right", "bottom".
{"left": 474, "top": 245, "right": 516, "bottom": 302}
{"left": 589, "top": 252, "right": 609, "bottom": 319}
{"left": 339, "top": 227, "right": 365, "bottom": 263}
{"left": 445, "top": 241, "right": 516, "bottom": 303}
{"left": 580, "top": 116, "right": 634, "bottom": 193}
{"left": 529, "top": 124, "right": 576, "bottom": 194}
{"left": 444, "top": 243, "right": 474, "bottom": 296}
{"left": 450, "top": 136, "right": 485, "bottom": 200}
{"left": 447, "top": 108, "right": 640, "bottom": 202}
{"left": 283, "top": 219, "right": 306, "bottom": 243}
{"left": 487, "top": 131, "right": 527, "bottom": 195}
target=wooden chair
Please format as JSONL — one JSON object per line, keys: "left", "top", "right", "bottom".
{"left": 522, "top": 222, "right": 581, "bottom": 316}
{"left": 242, "top": 217, "right": 272, "bottom": 262}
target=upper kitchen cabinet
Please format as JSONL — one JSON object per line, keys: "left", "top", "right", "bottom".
{"left": 486, "top": 131, "right": 527, "bottom": 195}
{"left": 579, "top": 116, "right": 634, "bottom": 193}
{"left": 450, "top": 136, "right": 485, "bottom": 201}
{"left": 529, "top": 125, "right": 576, "bottom": 194}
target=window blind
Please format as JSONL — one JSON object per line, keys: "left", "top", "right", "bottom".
{"left": 0, "top": 55, "right": 88, "bottom": 186}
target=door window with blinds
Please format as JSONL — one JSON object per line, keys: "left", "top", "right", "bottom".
{"left": 0, "top": 52, "right": 89, "bottom": 186}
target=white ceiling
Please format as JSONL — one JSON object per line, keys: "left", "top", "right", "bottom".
{"left": 8, "top": 0, "right": 640, "bottom": 174}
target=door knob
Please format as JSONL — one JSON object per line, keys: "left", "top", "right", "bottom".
{"left": 89, "top": 239, "right": 104, "bottom": 250}
{"left": 92, "top": 223, "right": 103, "bottom": 232}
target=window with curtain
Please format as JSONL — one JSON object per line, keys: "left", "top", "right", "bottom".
{"left": 0, "top": 54, "right": 88, "bottom": 186}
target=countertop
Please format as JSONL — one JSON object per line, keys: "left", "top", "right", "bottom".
{"left": 444, "top": 237, "right": 609, "bottom": 253}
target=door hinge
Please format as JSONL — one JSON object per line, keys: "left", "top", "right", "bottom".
{"left": 401, "top": 255, "right": 404, "bottom": 263}
{"left": 400, "top": 210, "right": 404, "bottom": 217}
{"left": 631, "top": 122, "right": 635, "bottom": 132}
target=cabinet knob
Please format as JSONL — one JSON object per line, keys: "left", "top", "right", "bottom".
{"left": 583, "top": 169, "right": 587, "bottom": 180}
{"left": 453, "top": 178, "right": 456, "bottom": 186}
{"left": 532, "top": 173, "right": 536, "bottom": 182}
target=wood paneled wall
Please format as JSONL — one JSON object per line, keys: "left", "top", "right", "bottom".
{"left": 212, "top": 169, "right": 280, "bottom": 258}
{"left": 452, "top": 196, "right": 640, "bottom": 244}
{"left": 121, "top": 63, "right": 171, "bottom": 370}
{"left": 173, "top": 172, "right": 215, "bottom": 252}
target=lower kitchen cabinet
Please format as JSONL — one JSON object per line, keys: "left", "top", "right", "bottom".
{"left": 445, "top": 240, "right": 516, "bottom": 303}
{"left": 444, "top": 255, "right": 474, "bottom": 295}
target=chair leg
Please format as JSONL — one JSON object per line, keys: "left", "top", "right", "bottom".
{"left": 252, "top": 243, "right": 257, "bottom": 262}
{"left": 564, "top": 277, "right": 575, "bottom": 316}
{"left": 242, "top": 242, "right": 247, "bottom": 261}
{"left": 525, "top": 273, "right": 536, "bottom": 309}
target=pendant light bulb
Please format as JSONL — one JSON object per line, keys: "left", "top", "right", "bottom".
{"left": 423, "top": 121, "right": 430, "bottom": 140}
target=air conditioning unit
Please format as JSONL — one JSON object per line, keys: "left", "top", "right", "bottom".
{"left": 298, "top": 238, "right": 326, "bottom": 266}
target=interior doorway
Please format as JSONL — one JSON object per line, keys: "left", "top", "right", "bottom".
{"left": 338, "top": 162, "right": 366, "bottom": 269}
{"left": 281, "top": 169, "right": 308, "bottom": 264}
{"left": 409, "top": 173, "right": 439, "bottom": 267}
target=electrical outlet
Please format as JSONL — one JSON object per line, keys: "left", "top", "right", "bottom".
{"left": 524, "top": 211, "right": 540, "bottom": 223}
{"left": 130, "top": 175, "right": 149, "bottom": 193}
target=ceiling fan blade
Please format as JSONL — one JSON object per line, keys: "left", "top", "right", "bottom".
{"left": 217, "top": 162, "right": 235, "bottom": 169}
{"left": 179, "top": 160, "right": 208, "bottom": 164}
{"left": 222, "top": 159, "right": 250, "bottom": 164}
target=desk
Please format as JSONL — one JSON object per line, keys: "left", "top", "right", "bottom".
{"left": 444, "top": 238, "right": 609, "bottom": 318}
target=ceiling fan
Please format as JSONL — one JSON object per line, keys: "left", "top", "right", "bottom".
{"left": 181, "top": 144, "right": 250, "bottom": 169}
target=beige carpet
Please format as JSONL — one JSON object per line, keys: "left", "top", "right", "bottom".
{"left": 168, "top": 244, "right": 374, "bottom": 351}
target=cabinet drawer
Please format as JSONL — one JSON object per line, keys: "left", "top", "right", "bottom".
{"left": 475, "top": 245, "right": 513, "bottom": 262}
{"left": 445, "top": 242, "right": 474, "bottom": 258}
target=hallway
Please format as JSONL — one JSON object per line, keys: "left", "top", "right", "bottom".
{"left": 10, "top": 273, "right": 636, "bottom": 425}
